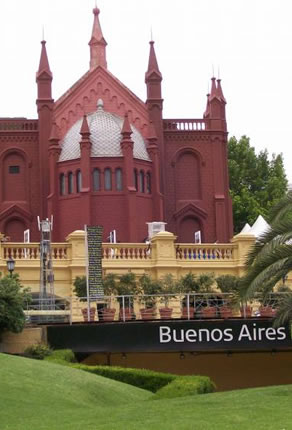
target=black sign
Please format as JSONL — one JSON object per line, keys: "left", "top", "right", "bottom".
{"left": 86, "top": 225, "right": 103, "bottom": 297}
{"left": 47, "top": 319, "right": 292, "bottom": 353}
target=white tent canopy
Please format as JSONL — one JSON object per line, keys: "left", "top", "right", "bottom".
{"left": 239, "top": 215, "right": 270, "bottom": 238}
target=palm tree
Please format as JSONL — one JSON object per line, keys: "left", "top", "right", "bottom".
{"left": 242, "top": 191, "right": 292, "bottom": 323}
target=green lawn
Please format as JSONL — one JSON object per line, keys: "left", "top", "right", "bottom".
{"left": 1, "top": 352, "right": 292, "bottom": 430}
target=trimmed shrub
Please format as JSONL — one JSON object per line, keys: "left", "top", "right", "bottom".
{"left": 45, "top": 349, "right": 76, "bottom": 364}
{"left": 152, "top": 375, "right": 216, "bottom": 399}
{"left": 72, "top": 364, "right": 176, "bottom": 393}
{"left": 24, "top": 343, "right": 52, "bottom": 360}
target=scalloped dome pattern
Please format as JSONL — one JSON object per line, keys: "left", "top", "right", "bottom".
{"left": 59, "top": 106, "right": 150, "bottom": 162}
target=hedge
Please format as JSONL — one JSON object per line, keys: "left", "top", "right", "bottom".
{"left": 152, "top": 375, "right": 216, "bottom": 399}
{"left": 72, "top": 364, "right": 176, "bottom": 393}
{"left": 42, "top": 349, "right": 216, "bottom": 397}
{"left": 44, "top": 349, "right": 76, "bottom": 364}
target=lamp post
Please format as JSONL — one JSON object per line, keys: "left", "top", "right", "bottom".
{"left": 6, "top": 257, "right": 15, "bottom": 277}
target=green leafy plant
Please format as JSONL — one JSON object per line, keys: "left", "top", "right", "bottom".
{"left": 152, "top": 375, "right": 215, "bottom": 399}
{"left": 73, "top": 276, "right": 87, "bottom": 302}
{"left": 45, "top": 349, "right": 76, "bottom": 364}
{"left": 159, "top": 274, "right": 178, "bottom": 307}
{"left": 24, "top": 343, "right": 52, "bottom": 360}
{"left": 0, "top": 272, "right": 31, "bottom": 339}
{"left": 138, "top": 274, "right": 162, "bottom": 308}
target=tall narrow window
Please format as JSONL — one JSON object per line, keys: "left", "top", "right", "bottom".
{"left": 104, "top": 168, "right": 112, "bottom": 191}
{"left": 93, "top": 168, "right": 100, "bottom": 191}
{"left": 76, "top": 170, "right": 82, "bottom": 193}
{"left": 60, "top": 173, "right": 65, "bottom": 195}
{"left": 134, "top": 169, "right": 138, "bottom": 191}
{"left": 115, "top": 168, "right": 123, "bottom": 191}
{"left": 139, "top": 170, "right": 145, "bottom": 193}
{"left": 68, "top": 172, "right": 73, "bottom": 194}
{"left": 146, "top": 172, "right": 151, "bottom": 194}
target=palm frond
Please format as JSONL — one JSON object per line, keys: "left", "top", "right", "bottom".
{"left": 274, "top": 293, "right": 292, "bottom": 327}
{"left": 269, "top": 191, "right": 292, "bottom": 222}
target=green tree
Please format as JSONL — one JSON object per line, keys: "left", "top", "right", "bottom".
{"left": 228, "top": 136, "right": 288, "bottom": 233}
{"left": 0, "top": 273, "right": 31, "bottom": 339}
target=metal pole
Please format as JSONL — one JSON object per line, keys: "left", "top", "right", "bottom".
{"left": 84, "top": 225, "right": 90, "bottom": 322}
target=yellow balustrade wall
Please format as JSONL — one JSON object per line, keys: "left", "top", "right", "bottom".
{"left": 0, "top": 230, "right": 256, "bottom": 297}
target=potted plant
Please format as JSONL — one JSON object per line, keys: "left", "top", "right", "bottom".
{"left": 215, "top": 275, "right": 238, "bottom": 319}
{"left": 73, "top": 276, "right": 96, "bottom": 322}
{"left": 177, "top": 272, "right": 200, "bottom": 319}
{"left": 159, "top": 274, "right": 178, "bottom": 319}
{"left": 138, "top": 274, "right": 162, "bottom": 320}
{"left": 195, "top": 273, "right": 217, "bottom": 318}
{"left": 115, "top": 273, "right": 138, "bottom": 321}
{"left": 101, "top": 273, "right": 117, "bottom": 322}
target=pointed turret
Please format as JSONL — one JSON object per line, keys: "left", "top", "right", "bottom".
{"left": 145, "top": 40, "right": 164, "bottom": 194}
{"left": 145, "top": 41, "right": 162, "bottom": 81}
{"left": 36, "top": 40, "right": 53, "bottom": 99}
{"left": 216, "top": 79, "right": 226, "bottom": 103}
{"left": 89, "top": 6, "right": 107, "bottom": 70}
{"left": 207, "top": 77, "right": 227, "bottom": 130}
{"left": 36, "top": 39, "right": 54, "bottom": 219}
{"left": 37, "top": 40, "right": 52, "bottom": 79}
{"left": 209, "top": 77, "right": 217, "bottom": 101}
{"left": 80, "top": 115, "right": 91, "bottom": 138}
{"left": 121, "top": 112, "right": 132, "bottom": 137}
{"left": 203, "top": 93, "right": 210, "bottom": 118}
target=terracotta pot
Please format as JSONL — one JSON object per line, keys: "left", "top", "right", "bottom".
{"left": 101, "top": 308, "right": 116, "bottom": 322}
{"left": 240, "top": 306, "right": 253, "bottom": 318}
{"left": 220, "top": 306, "right": 233, "bottom": 319}
{"left": 202, "top": 306, "right": 217, "bottom": 318}
{"left": 81, "top": 307, "right": 96, "bottom": 322}
{"left": 159, "top": 307, "right": 173, "bottom": 319}
{"left": 140, "top": 307, "right": 155, "bottom": 320}
{"left": 181, "top": 306, "right": 195, "bottom": 319}
{"left": 119, "top": 307, "right": 134, "bottom": 321}
{"left": 259, "top": 306, "right": 276, "bottom": 317}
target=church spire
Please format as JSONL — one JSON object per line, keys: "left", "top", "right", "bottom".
{"left": 89, "top": 6, "right": 107, "bottom": 70}
{"left": 145, "top": 41, "right": 162, "bottom": 81}
{"left": 36, "top": 40, "right": 52, "bottom": 79}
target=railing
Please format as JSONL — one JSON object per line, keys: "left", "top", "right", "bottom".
{"left": 2, "top": 243, "right": 69, "bottom": 260}
{"left": 24, "top": 293, "right": 283, "bottom": 325}
{"left": 163, "top": 119, "right": 208, "bottom": 131}
{"left": 24, "top": 297, "right": 72, "bottom": 324}
{"left": 102, "top": 243, "right": 151, "bottom": 260}
{"left": 1, "top": 242, "right": 235, "bottom": 262}
{"left": 176, "top": 244, "right": 234, "bottom": 261}
{"left": 0, "top": 119, "right": 38, "bottom": 131}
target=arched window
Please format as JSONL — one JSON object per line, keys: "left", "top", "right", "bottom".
{"left": 68, "top": 172, "right": 73, "bottom": 194}
{"left": 139, "top": 170, "right": 145, "bottom": 193}
{"left": 134, "top": 169, "right": 138, "bottom": 191}
{"left": 60, "top": 173, "right": 65, "bottom": 195}
{"left": 104, "top": 168, "right": 112, "bottom": 191}
{"left": 115, "top": 168, "right": 123, "bottom": 191}
{"left": 93, "top": 168, "right": 100, "bottom": 191}
{"left": 76, "top": 170, "right": 82, "bottom": 193}
{"left": 146, "top": 172, "right": 151, "bottom": 194}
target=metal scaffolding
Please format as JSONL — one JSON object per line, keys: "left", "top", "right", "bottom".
{"left": 38, "top": 217, "right": 55, "bottom": 309}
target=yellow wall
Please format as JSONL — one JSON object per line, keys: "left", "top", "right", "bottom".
{"left": 0, "top": 230, "right": 256, "bottom": 298}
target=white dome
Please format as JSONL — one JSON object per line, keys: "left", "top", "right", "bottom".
{"left": 59, "top": 101, "right": 150, "bottom": 162}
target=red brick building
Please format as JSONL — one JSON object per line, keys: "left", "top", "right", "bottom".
{"left": 0, "top": 7, "right": 233, "bottom": 243}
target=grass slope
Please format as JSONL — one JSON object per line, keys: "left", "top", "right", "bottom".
{"left": 0, "top": 353, "right": 151, "bottom": 430}
{"left": 2, "top": 353, "right": 292, "bottom": 430}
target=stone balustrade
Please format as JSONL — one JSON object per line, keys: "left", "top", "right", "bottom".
{"left": 0, "top": 230, "right": 256, "bottom": 296}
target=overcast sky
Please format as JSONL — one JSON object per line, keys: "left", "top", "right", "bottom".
{"left": 2, "top": 0, "right": 292, "bottom": 182}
